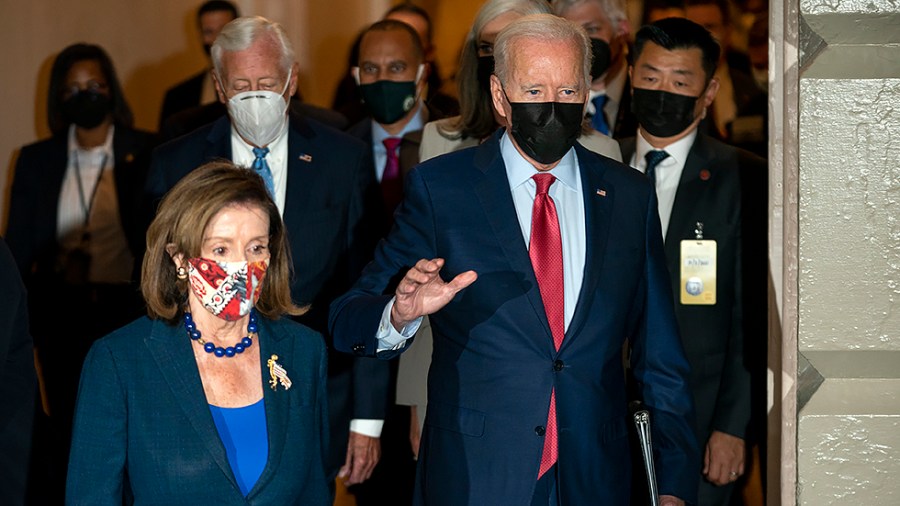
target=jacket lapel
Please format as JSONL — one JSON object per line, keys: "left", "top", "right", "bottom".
{"left": 144, "top": 320, "right": 238, "bottom": 487}
{"left": 472, "top": 131, "right": 555, "bottom": 347}
{"left": 664, "top": 134, "right": 714, "bottom": 266}
{"left": 204, "top": 116, "right": 234, "bottom": 161}
{"left": 282, "top": 115, "right": 318, "bottom": 232}
{"left": 562, "top": 145, "right": 614, "bottom": 350}
{"left": 247, "top": 318, "right": 292, "bottom": 497}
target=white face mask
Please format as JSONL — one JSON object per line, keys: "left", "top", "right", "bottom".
{"left": 225, "top": 69, "right": 292, "bottom": 148}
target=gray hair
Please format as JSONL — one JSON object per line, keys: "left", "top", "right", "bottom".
{"left": 550, "top": 0, "right": 628, "bottom": 25}
{"left": 494, "top": 14, "right": 592, "bottom": 90}
{"left": 441, "top": 0, "right": 551, "bottom": 140}
{"left": 211, "top": 16, "right": 295, "bottom": 79}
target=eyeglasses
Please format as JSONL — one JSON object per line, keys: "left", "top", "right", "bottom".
{"left": 63, "top": 80, "right": 109, "bottom": 99}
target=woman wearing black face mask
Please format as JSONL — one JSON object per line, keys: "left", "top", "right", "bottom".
{"left": 5, "top": 42, "right": 156, "bottom": 501}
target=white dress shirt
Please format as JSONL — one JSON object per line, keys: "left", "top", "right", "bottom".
{"left": 230, "top": 119, "right": 289, "bottom": 215}
{"left": 375, "top": 131, "right": 587, "bottom": 350}
{"left": 630, "top": 128, "right": 698, "bottom": 238}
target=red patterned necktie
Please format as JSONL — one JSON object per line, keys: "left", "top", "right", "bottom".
{"left": 381, "top": 137, "right": 403, "bottom": 216}
{"left": 529, "top": 173, "right": 564, "bottom": 478}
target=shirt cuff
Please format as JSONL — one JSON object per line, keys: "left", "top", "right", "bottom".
{"left": 376, "top": 297, "right": 422, "bottom": 352}
{"left": 350, "top": 419, "right": 384, "bottom": 438}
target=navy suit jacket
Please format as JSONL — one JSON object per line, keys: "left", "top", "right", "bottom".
{"left": 145, "top": 113, "right": 389, "bottom": 475}
{"left": 66, "top": 316, "right": 329, "bottom": 505}
{"left": 330, "top": 131, "right": 699, "bottom": 505}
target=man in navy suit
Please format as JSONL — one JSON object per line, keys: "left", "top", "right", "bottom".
{"left": 330, "top": 14, "right": 697, "bottom": 506}
{"left": 619, "top": 17, "right": 765, "bottom": 505}
{"left": 146, "top": 16, "right": 387, "bottom": 490}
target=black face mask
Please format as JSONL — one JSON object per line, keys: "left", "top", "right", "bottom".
{"left": 589, "top": 38, "right": 612, "bottom": 80}
{"left": 631, "top": 87, "right": 699, "bottom": 138}
{"left": 62, "top": 90, "right": 112, "bottom": 129}
{"left": 505, "top": 92, "right": 584, "bottom": 165}
{"left": 476, "top": 55, "right": 494, "bottom": 93}
{"left": 358, "top": 79, "right": 418, "bottom": 125}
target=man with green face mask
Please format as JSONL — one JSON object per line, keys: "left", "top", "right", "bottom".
{"left": 347, "top": 20, "right": 443, "bottom": 231}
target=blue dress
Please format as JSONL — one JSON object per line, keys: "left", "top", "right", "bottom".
{"left": 209, "top": 399, "right": 269, "bottom": 496}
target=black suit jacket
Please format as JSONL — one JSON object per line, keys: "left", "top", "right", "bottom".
{"left": 5, "top": 126, "right": 157, "bottom": 287}
{"left": 158, "top": 71, "right": 206, "bottom": 130}
{"left": 146, "top": 113, "right": 389, "bottom": 476}
{"left": 620, "top": 133, "right": 765, "bottom": 448}
{"left": 0, "top": 237, "right": 35, "bottom": 506}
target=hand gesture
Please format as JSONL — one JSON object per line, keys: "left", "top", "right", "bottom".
{"left": 391, "top": 258, "right": 477, "bottom": 331}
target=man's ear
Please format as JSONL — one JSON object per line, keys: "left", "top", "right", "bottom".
{"left": 212, "top": 71, "right": 227, "bottom": 104}
{"left": 289, "top": 62, "right": 300, "bottom": 97}
{"left": 702, "top": 77, "right": 720, "bottom": 108}
{"left": 490, "top": 74, "right": 508, "bottom": 123}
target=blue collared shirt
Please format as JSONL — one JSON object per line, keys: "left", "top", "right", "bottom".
{"left": 370, "top": 103, "right": 427, "bottom": 182}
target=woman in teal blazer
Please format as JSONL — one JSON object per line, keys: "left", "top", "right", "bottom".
{"left": 66, "top": 163, "right": 330, "bottom": 505}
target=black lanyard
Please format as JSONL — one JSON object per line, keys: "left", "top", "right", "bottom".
{"left": 72, "top": 150, "right": 109, "bottom": 229}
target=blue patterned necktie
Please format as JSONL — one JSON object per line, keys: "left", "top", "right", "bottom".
{"left": 590, "top": 94, "right": 610, "bottom": 135}
{"left": 644, "top": 149, "right": 670, "bottom": 188}
{"left": 252, "top": 147, "right": 275, "bottom": 198}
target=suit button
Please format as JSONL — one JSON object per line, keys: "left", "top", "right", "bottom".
{"left": 352, "top": 343, "right": 365, "bottom": 356}
{"left": 535, "top": 426, "right": 546, "bottom": 437}
{"left": 553, "top": 360, "right": 564, "bottom": 372}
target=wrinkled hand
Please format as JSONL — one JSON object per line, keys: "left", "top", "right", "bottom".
{"left": 391, "top": 258, "right": 477, "bottom": 331}
{"left": 703, "top": 430, "right": 745, "bottom": 486}
{"left": 659, "top": 495, "right": 684, "bottom": 506}
{"left": 409, "top": 405, "right": 421, "bottom": 460}
{"left": 338, "top": 431, "right": 381, "bottom": 485}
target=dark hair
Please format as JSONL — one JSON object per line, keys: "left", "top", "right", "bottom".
{"left": 197, "top": 0, "right": 239, "bottom": 23}
{"left": 142, "top": 162, "right": 303, "bottom": 324}
{"left": 47, "top": 43, "right": 133, "bottom": 135}
{"left": 360, "top": 19, "right": 425, "bottom": 63}
{"left": 384, "top": 2, "right": 433, "bottom": 44}
{"left": 633, "top": 17, "right": 721, "bottom": 81}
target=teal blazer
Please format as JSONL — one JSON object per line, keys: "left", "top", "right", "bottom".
{"left": 66, "top": 316, "right": 329, "bottom": 505}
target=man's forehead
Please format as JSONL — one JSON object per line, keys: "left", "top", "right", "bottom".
{"left": 637, "top": 42, "right": 703, "bottom": 68}
{"left": 359, "top": 30, "right": 419, "bottom": 62}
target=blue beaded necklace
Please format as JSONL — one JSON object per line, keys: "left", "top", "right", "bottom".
{"left": 183, "top": 309, "right": 258, "bottom": 358}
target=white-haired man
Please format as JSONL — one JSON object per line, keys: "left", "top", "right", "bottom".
{"left": 146, "top": 16, "right": 388, "bottom": 494}
{"left": 330, "top": 13, "right": 697, "bottom": 506}
{"left": 552, "top": 0, "right": 638, "bottom": 139}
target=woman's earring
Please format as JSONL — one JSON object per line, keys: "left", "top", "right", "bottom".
{"left": 176, "top": 266, "right": 188, "bottom": 280}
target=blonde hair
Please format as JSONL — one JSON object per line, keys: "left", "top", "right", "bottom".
{"left": 142, "top": 161, "right": 303, "bottom": 324}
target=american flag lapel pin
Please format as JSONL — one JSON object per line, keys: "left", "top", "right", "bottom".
{"left": 298, "top": 153, "right": 313, "bottom": 163}
{"left": 267, "top": 354, "right": 292, "bottom": 391}
{"left": 596, "top": 188, "right": 607, "bottom": 197}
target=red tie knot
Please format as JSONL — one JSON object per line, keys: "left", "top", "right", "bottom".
{"left": 383, "top": 137, "right": 402, "bottom": 152}
{"left": 533, "top": 173, "right": 556, "bottom": 195}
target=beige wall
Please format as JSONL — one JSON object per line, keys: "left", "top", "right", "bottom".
{"left": 792, "top": 0, "right": 900, "bottom": 503}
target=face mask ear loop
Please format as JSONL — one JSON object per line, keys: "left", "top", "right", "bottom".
{"left": 280, "top": 67, "right": 293, "bottom": 98}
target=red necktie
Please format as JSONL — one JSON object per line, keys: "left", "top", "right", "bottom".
{"left": 381, "top": 137, "right": 403, "bottom": 217}
{"left": 529, "top": 173, "right": 564, "bottom": 478}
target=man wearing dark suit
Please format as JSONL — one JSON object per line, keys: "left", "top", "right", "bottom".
{"left": 343, "top": 19, "right": 448, "bottom": 505}
{"left": 553, "top": 0, "right": 638, "bottom": 139}
{"left": 146, "top": 16, "right": 387, "bottom": 490}
{"left": 330, "top": 14, "right": 697, "bottom": 506}
{"left": 619, "top": 18, "right": 764, "bottom": 505}
{"left": 0, "top": 238, "right": 35, "bottom": 506}
{"left": 158, "top": 1, "right": 239, "bottom": 129}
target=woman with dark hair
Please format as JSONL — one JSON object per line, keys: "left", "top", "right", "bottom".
{"left": 4, "top": 42, "right": 156, "bottom": 496}
{"left": 67, "top": 162, "right": 330, "bottom": 505}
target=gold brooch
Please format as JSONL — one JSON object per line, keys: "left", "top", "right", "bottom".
{"left": 267, "top": 354, "right": 292, "bottom": 391}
